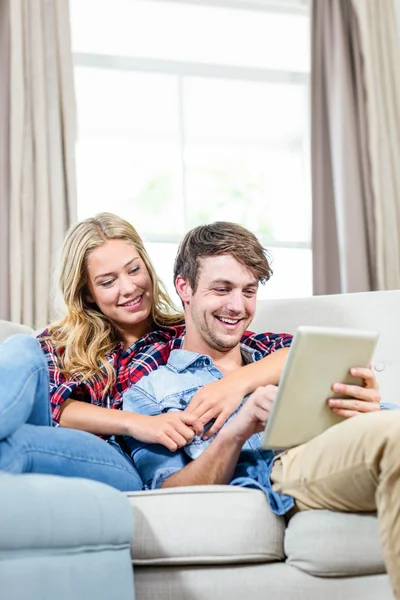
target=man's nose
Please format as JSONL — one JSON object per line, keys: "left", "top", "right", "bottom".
{"left": 226, "top": 290, "right": 245, "bottom": 313}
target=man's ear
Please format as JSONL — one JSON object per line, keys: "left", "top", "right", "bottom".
{"left": 175, "top": 274, "right": 192, "bottom": 304}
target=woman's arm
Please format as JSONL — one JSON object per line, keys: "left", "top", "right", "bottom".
{"left": 59, "top": 399, "right": 203, "bottom": 451}
{"left": 59, "top": 398, "right": 138, "bottom": 435}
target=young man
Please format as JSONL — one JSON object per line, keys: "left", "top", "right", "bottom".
{"left": 122, "top": 222, "right": 400, "bottom": 598}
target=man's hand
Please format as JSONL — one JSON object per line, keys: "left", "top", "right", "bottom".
{"left": 185, "top": 378, "right": 245, "bottom": 440}
{"left": 225, "top": 385, "right": 277, "bottom": 443}
{"left": 185, "top": 348, "right": 289, "bottom": 440}
{"left": 129, "top": 412, "right": 204, "bottom": 452}
{"left": 328, "top": 367, "right": 381, "bottom": 418}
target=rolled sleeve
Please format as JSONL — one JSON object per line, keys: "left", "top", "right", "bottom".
{"left": 124, "top": 444, "right": 188, "bottom": 489}
{"left": 151, "top": 466, "right": 183, "bottom": 489}
{"left": 380, "top": 402, "right": 400, "bottom": 410}
{"left": 50, "top": 381, "right": 95, "bottom": 422}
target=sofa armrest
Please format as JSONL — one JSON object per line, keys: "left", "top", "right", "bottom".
{"left": 0, "top": 320, "right": 34, "bottom": 343}
{"left": 0, "top": 473, "right": 134, "bottom": 552}
{"left": 0, "top": 474, "right": 135, "bottom": 600}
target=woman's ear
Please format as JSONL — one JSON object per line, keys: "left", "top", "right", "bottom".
{"left": 175, "top": 274, "right": 192, "bottom": 304}
{"left": 85, "top": 289, "right": 95, "bottom": 304}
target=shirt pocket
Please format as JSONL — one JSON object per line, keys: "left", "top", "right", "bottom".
{"left": 159, "top": 386, "right": 202, "bottom": 412}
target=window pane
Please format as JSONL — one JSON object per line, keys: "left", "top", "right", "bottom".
{"left": 185, "top": 144, "right": 310, "bottom": 242}
{"left": 76, "top": 139, "right": 184, "bottom": 235}
{"left": 75, "top": 67, "right": 184, "bottom": 234}
{"left": 184, "top": 78, "right": 306, "bottom": 142}
{"left": 75, "top": 67, "right": 179, "bottom": 137}
{"left": 257, "top": 247, "right": 312, "bottom": 299}
{"left": 71, "top": 0, "right": 309, "bottom": 72}
{"left": 183, "top": 78, "right": 310, "bottom": 242}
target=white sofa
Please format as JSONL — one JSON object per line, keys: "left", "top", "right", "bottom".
{"left": 1, "top": 290, "right": 399, "bottom": 600}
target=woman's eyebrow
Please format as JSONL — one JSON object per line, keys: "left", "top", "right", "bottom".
{"left": 94, "top": 257, "right": 140, "bottom": 281}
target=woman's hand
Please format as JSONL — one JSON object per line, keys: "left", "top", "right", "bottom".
{"left": 185, "top": 376, "right": 246, "bottom": 440}
{"left": 129, "top": 412, "right": 204, "bottom": 452}
{"left": 328, "top": 367, "right": 381, "bottom": 418}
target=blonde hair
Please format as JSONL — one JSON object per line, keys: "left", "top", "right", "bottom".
{"left": 42, "top": 213, "right": 183, "bottom": 391}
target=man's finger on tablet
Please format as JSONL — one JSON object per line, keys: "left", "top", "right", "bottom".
{"left": 332, "top": 383, "right": 381, "bottom": 403}
{"left": 328, "top": 398, "right": 380, "bottom": 413}
{"left": 330, "top": 407, "right": 358, "bottom": 418}
{"left": 350, "top": 367, "right": 378, "bottom": 389}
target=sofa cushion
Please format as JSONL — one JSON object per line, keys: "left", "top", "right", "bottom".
{"left": 252, "top": 291, "right": 400, "bottom": 407}
{"left": 126, "top": 485, "right": 285, "bottom": 566}
{"left": 0, "top": 320, "right": 33, "bottom": 343}
{"left": 285, "top": 510, "right": 385, "bottom": 577}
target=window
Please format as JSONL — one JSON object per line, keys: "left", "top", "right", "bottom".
{"left": 70, "top": 0, "right": 311, "bottom": 301}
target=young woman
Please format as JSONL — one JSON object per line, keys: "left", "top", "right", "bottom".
{"left": 0, "top": 213, "right": 288, "bottom": 490}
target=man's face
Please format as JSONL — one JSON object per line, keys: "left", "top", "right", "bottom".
{"left": 181, "top": 255, "right": 258, "bottom": 352}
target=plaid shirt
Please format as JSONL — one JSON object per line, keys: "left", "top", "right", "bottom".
{"left": 38, "top": 325, "right": 292, "bottom": 423}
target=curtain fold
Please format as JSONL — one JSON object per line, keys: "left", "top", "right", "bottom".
{"left": 311, "top": 0, "right": 400, "bottom": 294}
{"left": 9, "top": 0, "right": 77, "bottom": 328}
{"left": 311, "top": 0, "right": 375, "bottom": 294}
{"left": 352, "top": 0, "right": 400, "bottom": 290}
{"left": 0, "top": 0, "right": 11, "bottom": 321}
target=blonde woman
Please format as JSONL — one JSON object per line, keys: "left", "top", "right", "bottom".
{"left": 0, "top": 213, "right": 288, "bottom": 489}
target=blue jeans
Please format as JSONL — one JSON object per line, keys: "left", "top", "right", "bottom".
{"left": 0, "top": 334, "right": 142, "bottom": 491}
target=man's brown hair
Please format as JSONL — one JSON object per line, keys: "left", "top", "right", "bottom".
{"left": 173, "top": 221, "right": 272, "bottom": 291}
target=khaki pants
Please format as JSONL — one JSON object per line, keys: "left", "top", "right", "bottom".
{"left": 270, "top": 410, "right": 400, "bottom": 599}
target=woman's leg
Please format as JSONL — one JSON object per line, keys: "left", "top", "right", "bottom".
{"left": 0, "top": 335, "right": 51, "bottom": 439}
{"left": 1, "top": 424, "right": 143, "bottom": 492}
{"left": 0, "top": 334, "right": 142, "bottom": 490}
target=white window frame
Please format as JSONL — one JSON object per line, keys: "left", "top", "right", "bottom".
{"left": 73, "top": 0, "right": 310, "bottom": 252}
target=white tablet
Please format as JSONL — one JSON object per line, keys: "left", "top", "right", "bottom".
{"left": 261, "top": 326, "right": 379, "bottom": 450}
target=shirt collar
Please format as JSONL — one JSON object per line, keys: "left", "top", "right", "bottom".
{"left": 110, "top": 323, "right": 185, "bottom": 359}
{"left": 167, "top": 341, "right": 262, "bottom": 373}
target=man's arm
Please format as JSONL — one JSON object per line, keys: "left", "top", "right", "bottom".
{"left": 161, "top": 385, "right": 276, "bottom": 488}
{"left": 160, "top": 427, "right": 243, "bottom": 487}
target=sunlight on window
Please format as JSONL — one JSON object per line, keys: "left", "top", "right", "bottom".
{"left": 71, "top": 0, "right": 312, "bottom": 299}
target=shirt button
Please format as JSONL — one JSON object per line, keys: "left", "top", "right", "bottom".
{"left": 204, "top": 358, "right": 211, "bottom": 366}
{"left": 374, "top": 362, "right": 385, "bottom": 372}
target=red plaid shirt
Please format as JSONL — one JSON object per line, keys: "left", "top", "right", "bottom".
{"left": 38, "top": 325, "right": 292, "bottom": 423}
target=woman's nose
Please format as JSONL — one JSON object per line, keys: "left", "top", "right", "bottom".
{"left": 119, "top": 275, "right": 136, "bottom": 296}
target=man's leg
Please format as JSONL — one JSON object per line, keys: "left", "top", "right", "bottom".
{"left": 0, "top": 335, "right": 51, "bottom": 439}
{"left": 270, "top": 411, "right": 400, "bottom": 598}
{"left": 1, "top": 424, "right": 143, "bottom": 491}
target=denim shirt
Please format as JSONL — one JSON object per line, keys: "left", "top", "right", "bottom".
{"left": 122, "top": 345, "right": 295, "bottom": 516}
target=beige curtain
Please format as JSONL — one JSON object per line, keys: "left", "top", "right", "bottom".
{"left": 311, "top": 0, "right": 375, "bottom": 294}
{"left": 311, "top": 0, "right": 400, "bottom": 294}
{"left": 0, "top": 0, "right": 10, "bottom": 321}
{"left": 352, "top": 0, "right": 400, "bottom": 290}
{"left": 9, "top": 0, "right": 77, "bottom": 328}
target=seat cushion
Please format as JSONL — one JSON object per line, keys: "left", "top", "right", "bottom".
{"left": 285, "top": 510, "right": 385, "bottom": 577}
{"left": 126, "top": 485, "right": 285, "bottom": 566}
